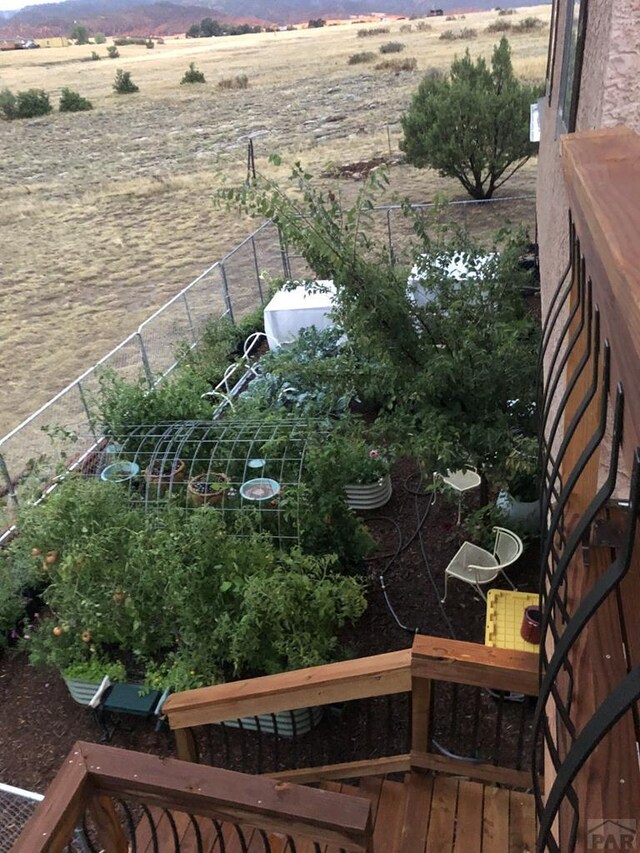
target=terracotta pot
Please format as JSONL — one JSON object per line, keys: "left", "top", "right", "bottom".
{"left": 144, "top": 459, "right": 186, "bottom": 492}
{"left": 188, "top": 473, "right": 231, "bottom": 506}
{"left": 521, "top": 605, "right": 541, "bottom": 645}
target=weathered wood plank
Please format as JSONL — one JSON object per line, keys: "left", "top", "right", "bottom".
{"left": 81, "top": 742, "right": 373, "bottom": 852}
{"left": 411, "top": 637, "right": 539, "bottom": 696}
{"left": 266, "top": 754, "right": 411, "bottom": 785}
{"left": 87, "top": 795, "right": 128, "bottom": 853}
{"left": 453, "top": 781, "right": 483, "bottom": 853}
{"left": 397, "top": 772, "right": 433, "bottom": 853}
{"left": 410, "top": 750, "right": 533, "bottom": 790}
{"left": 371, "top": 779, "right": 406, "bottom": 853}
{"left": 12, "top": 744, "right": 90, "bottom": 852}
{"left": 411, "top": 676, "right": 432, "bottom": 753}
{"left": 508, "top": 790, "right": 536, "bottom": 853}
{"left": 164, "top": 650, "right": 411, "bottom": 729}
{"left": 425, "top": 775, "right": 458, "bottom": 852}
{"left": 482, "top": 786, "right": 510, "bottom": 853}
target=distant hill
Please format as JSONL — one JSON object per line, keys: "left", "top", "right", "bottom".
{"left": 0, "top": 0, "right": 543, "bottom": 37}
{"left": 0, "top": 0, "right": 270, "bottom": 38}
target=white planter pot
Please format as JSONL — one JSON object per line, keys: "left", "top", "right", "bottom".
{"left": 496, "top": 490, "right": 540, "bottom": 534}
{"left": 64, "top": 678, "right": 101, "bottom": 706}
{"left": 219, "top": 706, "right": 323, "bottom": 738}
{"left": 344, "top": 474, "right": 392, "bottom": 510}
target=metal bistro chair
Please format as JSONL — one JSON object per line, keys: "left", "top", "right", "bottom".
{"left": 434, "top": 467, "right": 482, "bottom": 525}
{"left": 441, "top": 526, "right": 523, "bottom": 603}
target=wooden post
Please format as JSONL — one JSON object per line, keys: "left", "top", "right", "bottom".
{"left": 87, "top": 794, "right": 128, "bottom": 853}
{"left": 174, "top": 727, "right": 198, "bottom": 763}
{"left": 411, "top": 676, "right": 432, "bottom": 754}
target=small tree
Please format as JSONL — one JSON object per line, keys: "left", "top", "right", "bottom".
{"left": 0, "top": 87, "right": 17, "bottom": 121}
{"left": 59, "top": 88, "right": 93, "bottom": 112}
{"left": 70, "top": 23, "right": 90, "bottom": 44}
{"left": 90, "top": 50, "right": 101, "bottom": 60}
{"left": 181, "top": 62, "right": 206, "bottom": 84}
{"left": 308, "top": 18, "right": 326, "bottom": 28}
{"left": 113, "top": 69, "right": 138, "bottom": 94}
{"left": 400, "top": 37, "right": 541, "bottom": 199}
{"left": 106, "top": 45, "right": 119, "bottom": 58}
{"left": 94, "top": 31, "right": 106, "bottom": 44}
{"left": 145, "top": 38, "right": 155, "bottom": 49}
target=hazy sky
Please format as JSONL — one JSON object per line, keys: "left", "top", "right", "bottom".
{"left": 0, "top": 1, "right": 66, "bottom": 11}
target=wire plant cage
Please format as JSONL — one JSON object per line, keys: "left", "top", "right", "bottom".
{"left": 86, "top": 419, "right": 328, "bottom": 548}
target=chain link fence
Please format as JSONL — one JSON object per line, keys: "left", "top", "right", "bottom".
{"left": 0, "top": 197, "right": 535, "bottom": 541}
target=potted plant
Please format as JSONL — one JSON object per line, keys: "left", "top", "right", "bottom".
{"left": 187, "top": 472, "right": 231, "bottom": 506}
{"left": 325, "top": 435, "right": 392, "bottom": 510}
{"left": 144, "top": 458, "right": 186, "bottom": 492}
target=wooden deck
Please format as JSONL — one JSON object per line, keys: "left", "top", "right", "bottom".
{"left": 136, "top": 771, "right": 536, "bottom": 852}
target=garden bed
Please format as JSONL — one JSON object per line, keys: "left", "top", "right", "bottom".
{"left": 0, "top": 456, "right": 538, "bottom": 792}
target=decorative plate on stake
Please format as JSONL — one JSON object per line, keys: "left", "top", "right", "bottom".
{"left": 240, "top": 478, "right": 280, "bottom": 501}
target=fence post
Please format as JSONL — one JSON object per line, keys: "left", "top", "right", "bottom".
{"left": 174, "top": 728, "right": 198, "bottom": 763}
{"left": 88, "top": 795, "right": 129, "bottom": 852}
{"left": 251, "top": 235, "right": 265, "bottom": 305}
{"left": 182, "top": 292, "right": 196, "bottom": 343}
{"left": 136, "top": 332, "right": 154, "bottom": 388}
{"left": 0, "top": 451, "right": 17, "bottom": 516}
{"left": 278, "top": 226, "right": 291, "bottom": 280}
{"left": 386, "top": 208, "right": 395, "bottom": 267}
{"left": 411, "top": 675, "right": 432, "bottom": 754}
{"left": 77, "top": 380, "right": 97, "bottom": 442}
{"left": 220, "top": 263, "right": 234, "bottom": 324}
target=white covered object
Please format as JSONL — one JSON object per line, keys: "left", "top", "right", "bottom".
{"left": 407, "top": 253, "right": 496, "bottom": 307}
{"left": 264, "top": 281, "right": 337, "bottom": 350}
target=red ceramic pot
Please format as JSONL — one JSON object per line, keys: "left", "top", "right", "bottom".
{"left": 521, "top": 605, "right": 541, "bottom": 645}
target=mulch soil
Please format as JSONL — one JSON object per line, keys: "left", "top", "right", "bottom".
{"left": 0, "top": 457, "right": 539, "bottom": 795}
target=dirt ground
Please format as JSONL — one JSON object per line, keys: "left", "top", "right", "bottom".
{"left": 0, "top": 457, "right": 539, "bottom": 794}
{"left": 0, "top": 6, "right": 550, "bottom": 436}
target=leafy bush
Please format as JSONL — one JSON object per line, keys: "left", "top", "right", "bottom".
{"left": 113, "top": 36, "right": 147, "bottom": 46}
{"left": 308, "top": 18, "right": 326, "bottom": 28}
{"left": 375, "top": 58, "right": 417, "bottom": 72}
{"left": 415, "top": 21, "right": 432, "bottom": 32}
{"left": 145, "top": 39, "right": 155, "bottom": 49}
{"left": 94, "top": 31, "right": 106, "bottom": 43}
{"left": 445, "top": 14, "right": 457, "bottom": 20}
{"left": 399, "top": 24, "right": 412, "bottom": 33}
{"left": 0, "top": 87, "right": 17, "bottom": 121}
{"left": 70, "top": 23, "right": 89, "bottom": 44}
{"left": 106, "top": 45, "right": 119, "bottom": 58}
{"left": 218, "top": 74, "right": 248, "bottom": 90}
{"left": 181, "top": 61, "right": 206, "bottom": 84}
{"left": 89, "top": 50, "right": 101, "bottom": 60}
{"left": 113, "top": 69, "right": 138, "bottom": 94}
{"left": 59, "top": 88, "right": 93, "bottom": 112}
{"left": 514, "top": 17, "right": 545, "bottom": 31}
{"left": 357, "top": 27, "right": 389, "bottom": 37}
{"left": 498, "top": 8, "right": 515, "bottom": 15}
{"left": 379, "top": 41, "right": 405, "bottom": 53}
{"left": 8, "top": 89, "right": 52, "bottom": 119}
{"left": 348, "top": 51, "right": 376, "bottom": 65}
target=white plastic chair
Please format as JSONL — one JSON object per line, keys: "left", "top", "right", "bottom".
{"left": 441, "top": 526, "right": 523, "bottom": 603}
{"left": 434, "top": 467, "right": 482, "bottom": 524}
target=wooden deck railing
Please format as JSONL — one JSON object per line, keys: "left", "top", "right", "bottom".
{"left": 163, "top": 635, "right": 539, "bottom": 789}
{"left": 12, "top": 741, "right": 373, "bottom": 853}
{"left": 536, "top": 126, "right": 640, "bottom": 852}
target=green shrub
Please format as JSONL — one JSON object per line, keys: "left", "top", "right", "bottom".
{"left": 94, "top": 31, "right": 106, "bottom": 44}
{"left": 90, "top": 50, "right": 101, "bottom": 60}
{"left": 445, "top": 15, "right": 457, "bottom": 21}
{"left": 415, "top": 21, "right": 432, "bottom": 32}
{"left": 113, "top": 36, "right": 147, "bottom": 46}
{"left": 15, "top": 89, "right": 52, "bottom": 119}
{"left": 106, "top": 45, "right": 119, "bottom": 58}
{"left": 439, "top": 27, "right": 477, "bottom": 40}
{"left": 0, "top": 87, "right": 17, "bottom": 121}
{"left": 498, "top": 8, "right": 515, "bottom": 14}
{"left": 348, "top": 51, "right": 376, "bottom": 65}
{"left": 357, "top": 26, "right": 389, "bottom": 37}
{"left": 486, "top": 20, "right": 512, "bottom": 32}
{"left": 181, "top": 61, "right": 206, "bottom": 84}
{"left": 145, "top": 38, "right": 155, "bottom": 49}
{"left": 399, "top": 24, "right": 412, "bottom": 33}
{"left": 59, "top": 87, "right": 93, "bottom": 112}
{"left": 113, "top": 69, "right": 138, "bottom": 94}
{"left": 375, "top": 58, "right": 417, "bottom": 72}
{"left": 514, "top": 17, "right": 545, "bottom": 31}
{"left": 379, "top": 41, "right": 405, "bottom": 53}
{"left": 218, "top": 74, "right": 248, "bottom": 90}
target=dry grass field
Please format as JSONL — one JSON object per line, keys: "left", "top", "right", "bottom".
{"left": 0, "top": 5, "right": 550, "bottom": 437}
